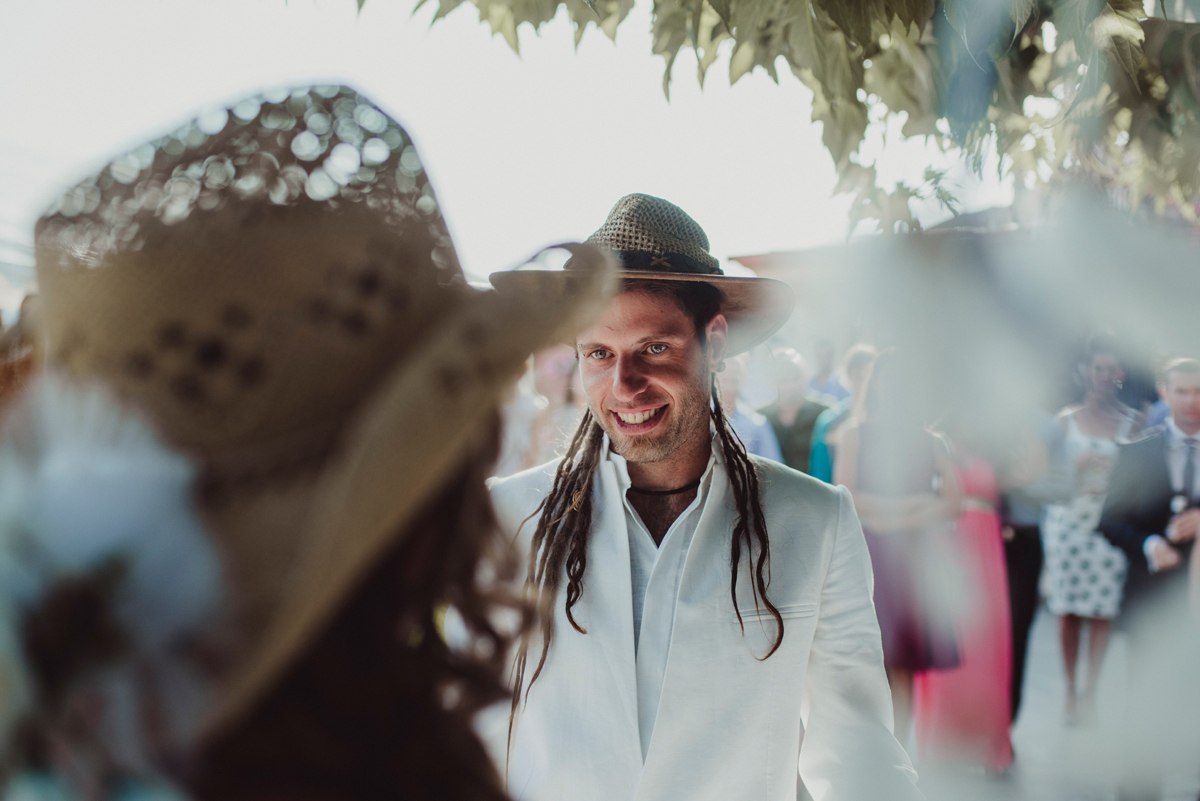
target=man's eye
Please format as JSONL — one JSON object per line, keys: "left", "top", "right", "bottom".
{"left": 589, "top": 350, "right": 610, "bottom": 360}
{"left": 647, "top": 344, "right": 668, "bottom": 355}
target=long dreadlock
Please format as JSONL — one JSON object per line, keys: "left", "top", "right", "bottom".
{"left": 510, "top": 281, "right": 783, "bottom": 735}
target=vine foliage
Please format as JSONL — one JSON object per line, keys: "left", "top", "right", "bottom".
{"left": 405, "top": 0, "right": 1200, "bottom": 227}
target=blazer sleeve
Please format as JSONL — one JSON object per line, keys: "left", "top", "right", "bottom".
{"left": 797, "top": 486, "right": 923, "bottom": 801}
{"left": 1098, "top": 445, "right": 1155, "bottom": 571}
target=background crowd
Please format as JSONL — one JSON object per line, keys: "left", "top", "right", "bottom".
{"left": 1, "top": 263, "right": 1196, "bottom": 798}
{"left": 497, "top": 327, "right": 1200, "bottom": 797}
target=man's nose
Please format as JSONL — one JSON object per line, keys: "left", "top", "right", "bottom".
{"left": 612, "top": 355, "right": 648, "bottom": 401}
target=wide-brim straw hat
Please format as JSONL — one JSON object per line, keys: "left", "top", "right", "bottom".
{"left": 489, "top": 193, "right": 795, "bottom": 355}
{"left": 33, "top": 86, "right": 617, "bottom": 737}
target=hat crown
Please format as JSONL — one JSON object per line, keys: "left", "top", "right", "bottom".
{"left": 35, "top": 86, "right": 463, "bottom": 487}
{"left": 585, "top": 193, "right": 720, "bottom": 275}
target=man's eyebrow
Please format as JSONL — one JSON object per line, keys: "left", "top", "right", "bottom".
{"left": 633, "top": 332, "right": 690, "bottom": 345}
{"left": 578, "top": 333, "right": 688, "bottom": 350}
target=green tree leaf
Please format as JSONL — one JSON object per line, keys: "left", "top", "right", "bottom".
{"left": 397, "top": 0, "right": 1199, "bottom": 230}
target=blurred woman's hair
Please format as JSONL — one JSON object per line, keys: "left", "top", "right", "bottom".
{"left": 191, "top": 415, "right": 526, "bottom": 801}
{"left": 1082, "top": 331, "right": 1122, "bottom": 367}
{"left": 1073, "top": 331, "right": 1125, "bottom": 400}
{"left": 841, "top": 343, "right": 878, "bottom": 382}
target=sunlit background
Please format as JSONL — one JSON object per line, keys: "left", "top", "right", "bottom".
{"left": 0, "top": 0, "right": 1011, "bottom": 321}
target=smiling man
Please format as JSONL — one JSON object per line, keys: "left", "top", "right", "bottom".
{"left": 487, "top": 195, "right": 920, "bottom": 801}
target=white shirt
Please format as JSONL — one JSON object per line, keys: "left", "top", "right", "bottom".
{"left": 1166, "top": 418, "right": 1200, "bottom": 497}
{"left": 1146, "top": 418, "right": 1200, "bottom": 569}
{"left": 608, "top": 442, "right": 717, "bottom": 761}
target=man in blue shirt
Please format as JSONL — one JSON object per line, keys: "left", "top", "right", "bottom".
{"left": 718, "top": 352, "right": 782, "bottom": 462}
{"left": 807, "top": 338, "right": 850, "bottom": 405}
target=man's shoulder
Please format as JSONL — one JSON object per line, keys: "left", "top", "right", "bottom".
{"left": 487, "top": 458, "right": 561, "bottom": 533}
{"left": 748, "top": 454, "right": 844, "bottom": 515}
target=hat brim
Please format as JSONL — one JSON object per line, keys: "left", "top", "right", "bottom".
{"left": 488, "top": 269, "right": 795, "bottom": 356}
{"left": 205, "top": 244, "right": 618, "bottom": 738}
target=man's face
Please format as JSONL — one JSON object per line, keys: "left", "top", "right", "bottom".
{"left": 1167, "top": 370, "right": 1200, "bottom": 431}
{"left": 774, "top": 354, "right": 808, "bottom": 406}
{"left": 577, "top": 290, "right": 727, "bottom": 465}
{"left": 1086, "top": 353, "right": 1124, "bottom": 399}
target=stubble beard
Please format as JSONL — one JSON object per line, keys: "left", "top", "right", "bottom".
{"left": 592, "top": 370, "right": 712, "bottom": 467}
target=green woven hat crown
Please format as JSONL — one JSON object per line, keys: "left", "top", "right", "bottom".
{"left": 491, "top": 192, "right": 796, "bottom": 355}
{"left": 586, "top": 194, "right": 721, "bottom": 275}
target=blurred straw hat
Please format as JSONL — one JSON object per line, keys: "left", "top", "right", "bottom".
{"left": 490, "top": 193, "right": 794, "bottom": 354}
{"left": 33, "top": 85, "right": 616, "bottom": 737}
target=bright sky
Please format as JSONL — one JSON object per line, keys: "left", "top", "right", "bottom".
{"left": 0, "top": 0, "right": 1011, "bottom": 304}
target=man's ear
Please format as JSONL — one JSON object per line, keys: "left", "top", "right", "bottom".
{"left": 705, "top": 313, "right": 729, "bottom": 372}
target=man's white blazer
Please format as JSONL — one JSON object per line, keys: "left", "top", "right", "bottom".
{"left": 488, "top": 452, "right": 921, "bottom": 801}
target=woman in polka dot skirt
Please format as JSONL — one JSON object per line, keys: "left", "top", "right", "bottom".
{"left": 1042, "top": 337, "right": 1140, "bottom": 725}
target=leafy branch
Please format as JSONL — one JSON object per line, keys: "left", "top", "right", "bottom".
{"left": 400, "top": 0, "right": 1200, "bottom": 228}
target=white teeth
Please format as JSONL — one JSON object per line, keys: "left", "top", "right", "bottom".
{"left": 617, "top": 408, "right": 661, "bottom": 425}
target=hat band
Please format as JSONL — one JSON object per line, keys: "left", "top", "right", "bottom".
{"left": 611, "top": 250, "right": 723, "bottom": 276}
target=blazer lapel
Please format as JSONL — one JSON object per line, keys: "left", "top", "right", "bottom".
{"left": 637, "top": 458, "right": 739, "bottom": 767}
{"left": 505, "top": 459, "right": 644, "bottom": 800}
{"left": 673, "top": 456, "right": 740, "bottom": 614}
{"left": 1145, "top": 433, "right": 1174, "bottom": 516}
{"left": 578, "top": 460, "right": 643, "bottom": 768}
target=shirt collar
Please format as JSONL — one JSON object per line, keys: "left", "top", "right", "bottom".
{"left": 1167, "top": 417, "right": 1199, "bottom": 446}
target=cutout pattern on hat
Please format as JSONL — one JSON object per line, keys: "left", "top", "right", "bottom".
{"left": 585, "top": 193, "right": 720, "bottom": 274}
{"left": 35, "top": 87, "right": 467, "bottom": 487}
{"left": 38, "top": 85, "right": 458, "bottom": 277}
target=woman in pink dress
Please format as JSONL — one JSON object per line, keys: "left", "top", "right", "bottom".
{"left": 913, "top": 451, "right": 1014, "bottom": 771}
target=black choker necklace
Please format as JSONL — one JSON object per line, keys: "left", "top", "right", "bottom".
{"left": 628, "top": 478, "right": 701, "bottom": 496}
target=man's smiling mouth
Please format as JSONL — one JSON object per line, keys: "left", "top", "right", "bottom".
{"left": 613, "top": 405, "right": 667, "bottom": 428}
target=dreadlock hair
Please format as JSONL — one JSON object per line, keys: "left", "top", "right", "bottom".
{"left": 510, "top": 279, "right": 783, "bottom": 734}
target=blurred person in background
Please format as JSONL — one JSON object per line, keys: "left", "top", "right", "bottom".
{"left": 912, "top": 409, "right": 1051, "bottom": 773}
{"left": 807, "top": 338, "right": 848, "bottom": 405}
{"left": 997, "top": 408, "right": 1068, "bottom": 725}
{"left": 809, "top": 344, "right": 877, "bottom": 483}
{"left": 496, "top": 347, "right": 588, "bottom": 478}
{"left": 495, "top": 359, "right": 548, "bottom": 478}
{"left": 717, "top": 351, "right": 783, "bottom": 462}
{"left": 528, "top": 344, "right": 584, "bottom": 465}
{"left": 1144, "top": 356, "right": 1179, "bottom": 431}
{"left": 759, "top": 347, "right": 828, "bottom": 474}
{"left": 1099, "top": 356, "right": 1200, "bottom": 801}
{"left": 835, "top": 351, "right": 961, "bottom": 743}
{"left": 1042, "top": 335, "right": 1140, "bottom": 725}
